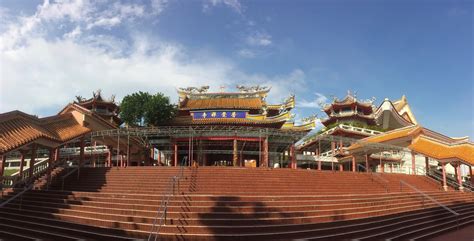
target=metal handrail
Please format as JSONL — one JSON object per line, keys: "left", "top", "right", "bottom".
{"left": 0, "top": 182, "right": 33, "bottom": 208}
{"left": 428, "top": 169, "right": 473, "bottom": 192}
{"left": 61, "top": 167, "right": 80, "bottom": 191}
{"left": 357, "top": 164, "right": 389, "bottom": 192}
{"left": 399, "top": 180, "right": 460, "bottom": 228}
{"left": 357, "top": 163, "right": 369, "bottom": 173}
{"left": 148, "top": 156, "right": 188, "bottom": 241}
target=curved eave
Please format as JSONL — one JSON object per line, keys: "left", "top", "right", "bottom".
{"left": 321, "top": 114, "right": 376, "bottom": 126}
{"left": 169, "top": 116, "right": 286, "bottom": 128}
{"left": 347, "top": 125, "right": 474, "bottom": 165}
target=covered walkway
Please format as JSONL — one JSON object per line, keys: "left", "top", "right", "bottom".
{"left": 347, "top": 125, "right": 474, "bottom": 191}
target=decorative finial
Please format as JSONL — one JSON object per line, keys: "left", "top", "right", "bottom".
{"left": 75, "top": 95, "right": 85, "bottom": 102}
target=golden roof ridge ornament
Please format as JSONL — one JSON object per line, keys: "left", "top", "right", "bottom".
{"left": 178, "top": 86, "right": 210, "bottom": 94}
{"left": 236, "top": 85, "right": 270, "bottom": 93}
{"left": 301, "top": 114, "right": 317, "bottom": 124}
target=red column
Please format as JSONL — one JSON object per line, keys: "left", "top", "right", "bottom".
{"left": 157, "top": 150, "right": 162, "bottom": 165}
{"left": 126, "top": 143, "right": 130, "bottom": 167}
{"left": 339, "top": 164, "right": 343, "bottom": 171}
{"left": 263, "top": 138, "right": 269, "bottom": 168}
{"left": 174, "top": 142, "right": 178, "bottom": 166}
{"left": 381, "top": 162, "right": 385, "bottom": 173}
{"left": 54, "top": 147, "right": 59, "bottom": 162}
{"left": 442, "top": 162, "right": 448, "bottom": 191}
{"left": 290, "top": 144, "right": 296, "bottom": 169}
{"left": 48, "top": 148, "right": 54, "bottom": 169}
{"left": 0, "top": 154, "right": 6, "bottom": 180}
{"left": 331, "top": 142, "right": 335, "bottom": 171}
{"left": 107, "top": 147, "right": 112, "bottom": 167}
{"left": 425, "top": 156, "right": 429, "bottom": 174}
{"left": 316, "top": 148, "right": 321, "bottom": 171}
{"left": 352, "top": 156, "right": 356, "bottom": 172}
{"left": 29, "top": 144, "right": 37, "bottom": 179}
{"left": 411, "top": 152, "right": 416, "bottom": 175}
{"left": 470, "top": 165, "right": 473, "bottom": 187}
{"left": 149, "top": 148, "right": 153, "bottom": 166}
{"left": 339, "top": 140, "right": 343, "bottom": 154}
{"left": 79, "top": 136, "right": 85, "bottom": 167}
{"left": 233, "top": 139, "right": 238, "bottom": 167}
{"left": 456, "top": 163, "right": 464, "bottom": 191}
{"left": 19, "top": 151, "right": 25, "bottom": 178}
{"left": 318, "top": 157, "right": 322, "bottom": 171}
{"left": 365, "top": 154, "right": 369, "bottom": 173}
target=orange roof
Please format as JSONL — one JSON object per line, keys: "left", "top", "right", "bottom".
{"left": 181, "top": 97, "right": 263, "bottom": 110}
{"left": 170, "top": 115, "right": 286, "bottom": 127}
{"left": 347, "top": 125, "right": 474, "bottom": 165}
{"left": 358, "top": 125, "right": 421, "bottom": 144}
{"left": 0, "top": 111, "right": 91, "bottom": 154}
{"left": 41, "top": 114, "right": 90, "bottom": 141}
{"left": 409, "top": 137, "right": 474, "bottom": 164}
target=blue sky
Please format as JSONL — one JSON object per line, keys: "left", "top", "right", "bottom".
{"left": 0, "top": 0, "right": 472, "bottom": 138}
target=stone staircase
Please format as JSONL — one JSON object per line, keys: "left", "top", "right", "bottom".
{"left": 0, "top": 167, "right": 472, "bottom": 240}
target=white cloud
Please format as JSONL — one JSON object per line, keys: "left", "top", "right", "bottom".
{"left": 64, "top": 26, "right": 82, "bottom": 39}
{"left": 0, "top": 33, "right": 309, "bottom": 115}
{"left": 246, "top": 31, "right": 272, "bottom": 46}
{"left": 151, "top": 0, "right": 169, "bottom": 15}
{"left": 298, "top": 93, "right": 328, "bottom": 108}
{"left": 203, "top": 0, "right": 242, "bottom": 14}
{"left": 0, "top": 0, "right": 308, "bottom": 117}
{"left": 37, "top": 0, "right": 93, "bottom": 22}
{"left": 237, "top": 48, "right": 255, "bottom": 58}
{"left": 115, "top": 3, "right": 145, "bottom": 18}
{"left": 0, "top": 36, "right": 235, "bottom": 114}
{"left": 87, "top": 16, "right": 121, "bottom": 29}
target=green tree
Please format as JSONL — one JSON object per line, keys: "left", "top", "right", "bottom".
{"left": 143, "top": 93, "right": 177, "bottom": 126}
{"left": 120, "top": 91, "right": 176, "bottom": 127}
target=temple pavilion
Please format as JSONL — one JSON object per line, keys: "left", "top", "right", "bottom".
{"left": 297, "top": 91, "right": 407, "bottom": 170}
{"left": 149, "top": 85, "right": 315, "bottom": 168}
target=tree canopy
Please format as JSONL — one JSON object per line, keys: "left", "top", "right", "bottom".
{"left": 120, "top": 91, "right": 177, "bottom": 127}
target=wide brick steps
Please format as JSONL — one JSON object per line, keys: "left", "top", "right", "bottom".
{"left": 0, "top": 166, "right": 472, "bottom": 240}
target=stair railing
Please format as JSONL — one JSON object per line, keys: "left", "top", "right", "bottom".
{"left": 148, "top": 156, "right": 188, "bottom": 241}
{"left": 0, "top": 181, "right": 33, "bottom": 209}
{"left": 438, "top": 169, "right": 474, "bottom": 192}
{"left": 399, "top": 180, "right": 460, "bottom": 228}
{"left": 357, "top": 164, "right": 389, "bottom": 193}
{"left": 61, "top": 167, "right": 80, "bottom": 191}
{"left": 427, "top": 169, "right": 473, "bottom": 192}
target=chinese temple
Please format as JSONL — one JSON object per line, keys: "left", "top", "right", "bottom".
{"left": 73, "top": 90, "right": 122, "bottom": 126}
{"left": 298, "top": 91, "right": 419, "bottom": 171}
{"left": 150, "top": 85, "right": 315, "bottom": 168}
{"left": 0, "top": 87, "right": 473, "bottom": 240}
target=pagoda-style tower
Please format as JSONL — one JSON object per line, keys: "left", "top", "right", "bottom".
{"left": 321, "top": 91, "right": 376, "bottom": 128}
{"left": 75, "top": 90, "right": 121, "bottom": 126}
{"left": 298, "top": 91, "right": 403, "bottom": 172}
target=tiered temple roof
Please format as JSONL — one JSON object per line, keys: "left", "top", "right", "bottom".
{"left": 321, "top": 91, "right": 377, "bottom": 127}
{"left": 172, "top": 86, "right": 314, "bottom": 132}
{"left": 74, "top": 89, "right": 121, "bottom": 126}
